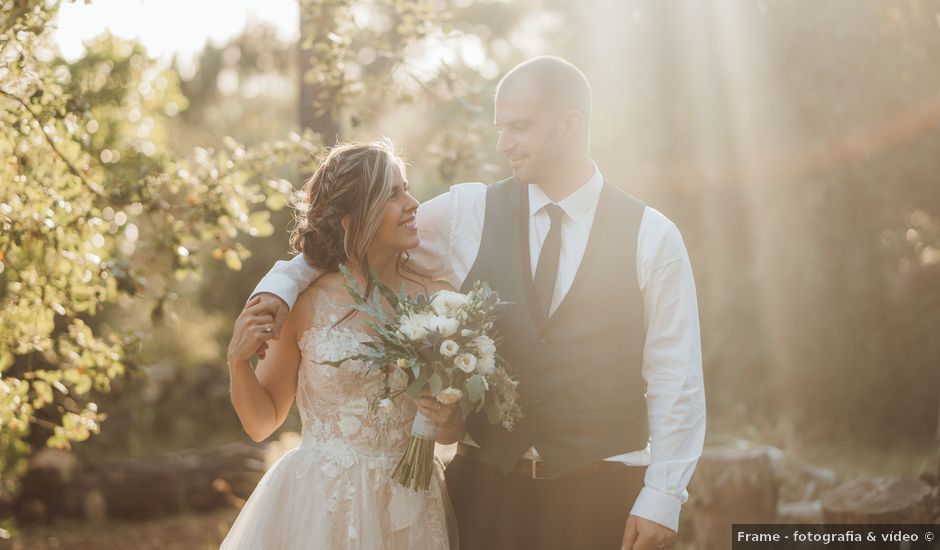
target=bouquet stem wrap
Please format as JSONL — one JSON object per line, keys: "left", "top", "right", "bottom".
{"left": 391, "top": 411, "right": 437, "bottom": 491}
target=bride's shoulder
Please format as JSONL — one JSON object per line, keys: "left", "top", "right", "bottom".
{"left": 310, "top": 271, "right": 347, "bottom": 293}
{"left": 293, "top": 273, "right": 348, "bottom": 318}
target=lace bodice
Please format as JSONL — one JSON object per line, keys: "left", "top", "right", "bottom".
{"left": 295, "top": 292, "right": 416, "bottom": 457}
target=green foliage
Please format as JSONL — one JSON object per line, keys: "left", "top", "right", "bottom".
{"left": 0, "top": 1, "right": 318, "bottom": 493}
{"left": 298, "top": 0, "right": 443, "bottom": 122}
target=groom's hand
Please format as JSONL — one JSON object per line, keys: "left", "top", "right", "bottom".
{"left": 621, "top": 514, "right": 676, "bottom": 550}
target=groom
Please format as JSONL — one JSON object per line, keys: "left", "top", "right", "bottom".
{"left": 247, "top": 56, "right": 704, "bottom": 550}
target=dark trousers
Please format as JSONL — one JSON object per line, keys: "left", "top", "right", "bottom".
{"left": 444, "top": 454, "right": 646, "bottom": 550}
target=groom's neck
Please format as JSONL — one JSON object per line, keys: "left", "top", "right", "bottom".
{"left": 536, "top": 156, "right": 595, "bottom": 202}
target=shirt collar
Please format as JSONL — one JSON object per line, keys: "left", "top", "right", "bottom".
{"left": 528, "top": 162, "right": 604, "bottom": 222}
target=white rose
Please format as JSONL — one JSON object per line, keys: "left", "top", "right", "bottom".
{"left": 476, "top": 354, "right": 496, "bottom": 375}
{"left": 473, "top": 335, "right": 496, "bottom": 357}
{"left": 439, "top": 339, "right": 459, "bottom": 357}
{"left": 435, "top": 387, "right": 463, "bottom": 405}
{"left": 427, "top": 315, "right": 459, "bottom": 338}
{"left": 454, "top": 353, "right": 477, "bottom": 373}
{"left": 398, "top": 313, "right": 432, "bottom": 341}
{"left": 430, "top": 290, "right": 469, "bottom": 317}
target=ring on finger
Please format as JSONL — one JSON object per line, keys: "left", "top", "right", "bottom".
{"left": 263, "top": 325, "right": 273, "bottom": 333}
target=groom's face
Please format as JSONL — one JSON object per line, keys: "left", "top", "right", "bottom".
{"left": 494, "top": 77, "right": 565, "bottom": 185}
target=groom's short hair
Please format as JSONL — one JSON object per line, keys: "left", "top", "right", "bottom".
{"left": 496, "top": 56, "right": 592, "bottom": 127}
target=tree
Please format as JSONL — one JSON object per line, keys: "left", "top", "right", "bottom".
{"left": 0, "top": 1, "right": 318, "bottom": 495}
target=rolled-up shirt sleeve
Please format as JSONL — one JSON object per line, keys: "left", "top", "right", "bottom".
{"left": 251, "top": 255, "right": 320, "bottom": 310}
{"left": 629, "top": 218, "right": 706, "bottom": 532}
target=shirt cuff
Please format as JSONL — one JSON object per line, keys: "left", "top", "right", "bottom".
{"left": 630, "top": 486, "right": 682, "bottom": 532}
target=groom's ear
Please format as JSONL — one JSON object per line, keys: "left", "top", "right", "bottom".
{"left": 560, "top": 110, "right": 585, "bottom": 142}
{"left": 341, "top": 215, "right": 351, "bottom": 233}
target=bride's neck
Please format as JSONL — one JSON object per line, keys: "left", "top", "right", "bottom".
{"left": 347, "top": 251, "right": 402, "bottom": 289}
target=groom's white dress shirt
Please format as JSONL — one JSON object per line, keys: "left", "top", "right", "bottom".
{"left": 252, "top": 165, "right": 705, "bottom": 532}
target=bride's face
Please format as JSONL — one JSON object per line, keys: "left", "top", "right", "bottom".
{"left": 371, "top": 165, "right": 420, "bottom": 253}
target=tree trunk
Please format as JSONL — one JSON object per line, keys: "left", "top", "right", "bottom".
{"left": 822, "top": 477, "right": 934, "bottom": 524}
{"left": 298, "top": 0, "right": 340, "bottom": 145}
{"left": 688, "top": 447, "right": 779, "bottom": 550}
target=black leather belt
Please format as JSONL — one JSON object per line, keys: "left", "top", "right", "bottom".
{"left": 455, "top": 442, "right": 633, "bottom": 481}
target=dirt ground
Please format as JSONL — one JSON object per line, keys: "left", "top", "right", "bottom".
{"left": 0, "top": 507, "right": 238, "bottom": 550}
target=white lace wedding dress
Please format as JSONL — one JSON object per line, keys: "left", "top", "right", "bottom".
{"left": 220, "top": 294, "right": 452, "bottom": 550}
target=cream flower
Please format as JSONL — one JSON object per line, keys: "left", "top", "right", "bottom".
{"left": 430, "top": 290, "right": 469, "bottom": 317}
{"left": 473, "top": 335, "right": 496, "bottom": 357}
{"left": 439, "top": 339, "right": 459, "bottom": 357}
{"left": 476, "top": 354, "right": 496, "bottom": 375}
{"left": 454, "top": 353, "right": 477, "bottom": 373}
{"left": 427, "top": 315, "right": 459, "bottom": 338}
{"left": 398, "top": 312, "right": 432, "bottom": 341}
{"left": 435, "top": 387, "right": 463, "bottom": 405}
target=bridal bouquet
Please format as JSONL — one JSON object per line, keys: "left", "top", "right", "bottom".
{"left": 327, "top": 265, "right": 522, "bottom": 491}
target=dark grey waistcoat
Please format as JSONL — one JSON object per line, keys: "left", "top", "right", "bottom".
{"left": 460, "top": 178, "right": 648, "bottom": 478}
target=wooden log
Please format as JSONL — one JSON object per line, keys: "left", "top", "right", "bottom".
{"left": 688, "top": 447, "right": 779, "bottom": 550}
{"left": 822, "top": 477, "right": 934, "bottom": 524}
{"left": 15, "top": 441, "right": 269, "bottom": 523}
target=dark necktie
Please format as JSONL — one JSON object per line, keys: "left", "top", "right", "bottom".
{"left": 533, "top": 203, "right": 564, "bottom": 318}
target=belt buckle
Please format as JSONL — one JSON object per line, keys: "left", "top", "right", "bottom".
{"left": 531, "top": 458, "right": 548, "bottom": 480}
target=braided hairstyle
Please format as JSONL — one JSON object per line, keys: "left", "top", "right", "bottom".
{"left": 290, "top": 139, "right": 412, "bottom": 297}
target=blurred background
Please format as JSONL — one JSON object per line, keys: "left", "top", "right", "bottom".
{"left": 1, "top": 0, "right": 938, "bottom": 547}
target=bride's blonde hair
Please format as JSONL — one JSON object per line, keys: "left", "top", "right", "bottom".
{"left": 290, "top": 138, "right": 421, "bottom": 299}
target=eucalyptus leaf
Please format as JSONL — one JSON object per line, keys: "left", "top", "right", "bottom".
{"left": 428, "top": 372, "right": 443, "bottom": 396}
{"left": 467, "top": 375, "right": 486, "bottom": 403}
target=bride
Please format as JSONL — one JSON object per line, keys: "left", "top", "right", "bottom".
{"left": 222, "top": 139, "right": 460, "bottom": 549}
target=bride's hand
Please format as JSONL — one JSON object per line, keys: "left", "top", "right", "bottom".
{"left": 413, "top": 390, "right": 461, "bottom": 430}
{"left": 228, "top": 295, "right": 278, "bottom": 365}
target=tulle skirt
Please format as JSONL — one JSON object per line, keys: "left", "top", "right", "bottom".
{"left": 220, "top": 440, "right": 454, "bottom": 550}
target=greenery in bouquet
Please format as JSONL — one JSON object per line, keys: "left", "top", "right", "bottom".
{"left": 325, "top": 264, "right": 522, "bottom": 490}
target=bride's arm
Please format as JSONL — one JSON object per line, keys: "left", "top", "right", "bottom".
{"left": 227, "top": 294, "right": 305, "bottom": 442}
